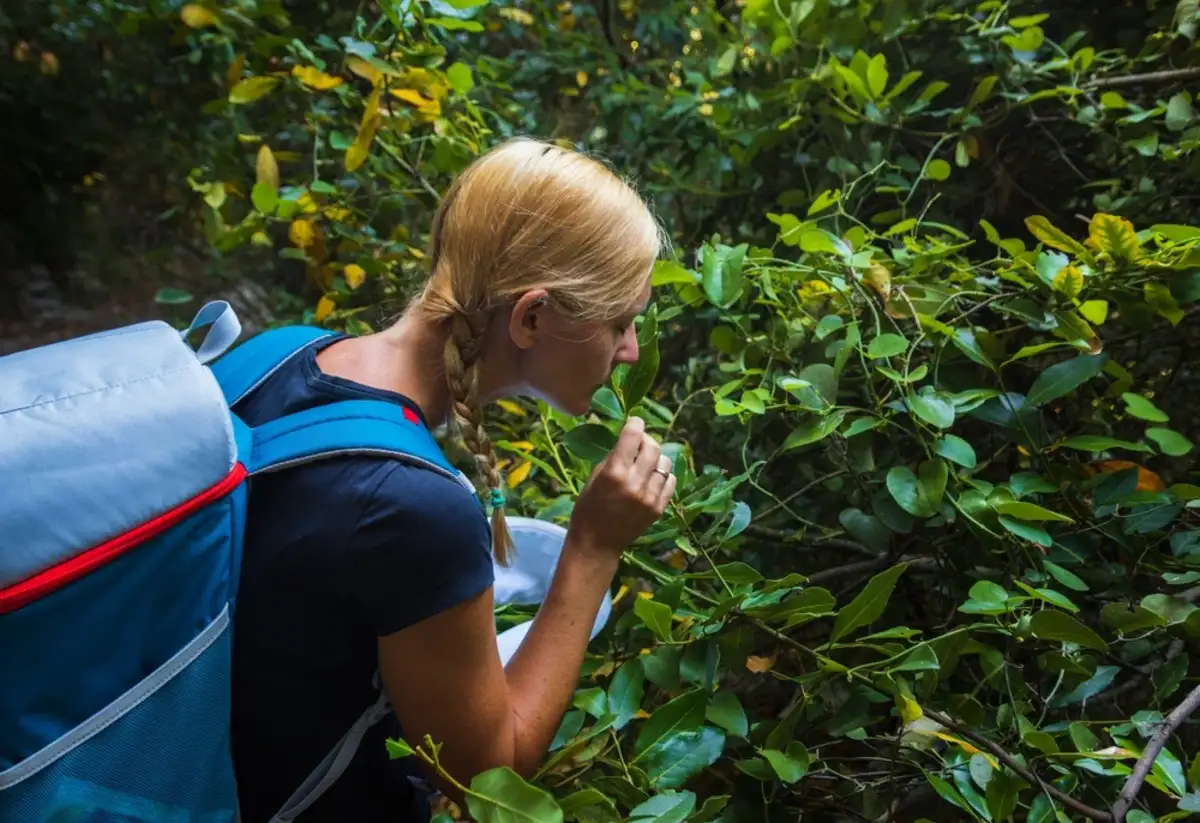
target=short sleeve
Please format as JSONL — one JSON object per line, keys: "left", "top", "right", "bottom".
{"left": 344, "top": 463, "right": 495, "bottom": 637}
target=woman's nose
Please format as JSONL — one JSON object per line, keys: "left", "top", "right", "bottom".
{"left": 614, "top": 325, "right": 640, "bottom": 365}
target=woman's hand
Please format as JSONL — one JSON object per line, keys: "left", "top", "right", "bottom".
{"left": 567, "top": 416, "right": 676, "bottom": 556}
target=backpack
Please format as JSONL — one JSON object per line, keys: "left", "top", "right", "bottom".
{"left": 0, "top": 300, "right": 611, "bottom": 823}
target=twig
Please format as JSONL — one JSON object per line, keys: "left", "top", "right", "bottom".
{"left": 743, "top": 525, "right": 878, "bottom": 558}
{"left": 1112, "top": 683, "right": 1200, "bottom": 821}
{"left": 922, "top": 709, "right": 1114, "bottom": 822}
{"left": 1085, "top": 67, "right": 1200, "bottom": 90}
{"left": 1095, "top": 639, "right": 1185, "bottom": 705}
{"left": 756, "top": 469, "right": 848, "bottom": 521}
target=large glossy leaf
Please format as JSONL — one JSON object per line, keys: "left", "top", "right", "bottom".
{"left": 644, "top": 726, "right": 726, "bottom": 789}
{"left": 1026, "top": 354, "right": 1107, "bottom": 406}
{"left": 561, "top": 424, "right": 617, "bottom": 463}
{"left": 623, "top": 306, "right": 660, "bottom": 409}
{"left": 466, "top": 767, "right": 564, "bottom": 823}
{"left": 1029, "top": 610, "right": 1107, "bottom": 650}
{"left": 629, "top": 792, "right": 696, "bottom": 823}
{"left": 886, "top": 461, "right": 947, "bottom": 517}
{"left": 607, "top": 658, "right": 645, "bottom": 730}
{"left": 706, "top": 691, "right": 749, "bottom": 737}
{"left": 761, "top": 743, "right": 810, "bottom": 784}
{"left": 701, "top": 243, "right": 748, "bottom": 308}
{"left": 633, "top": 689, "right": 707, "bottom": 760}
{"left": 831, "top": 562, "right": 909, "bottom": 641}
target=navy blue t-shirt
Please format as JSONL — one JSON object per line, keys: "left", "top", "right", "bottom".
{"left": 229, "top": 334, "right": 494, "bottom": 823}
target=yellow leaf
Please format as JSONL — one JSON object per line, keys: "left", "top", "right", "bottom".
{"left": 237, "top": 133, "right": 262, "bottom": 144}
{"left": 315, "top": 296, "right": 335, "bottom": 322}
{"left": 13, "top": 41, "right": 31, "bottom": 62}
{"left": 39, "top": 52, "right": 60, "bottom": 76}
{"left": 665, "top": 549, "right": 687, "bottom": 570}
{"left": 698, "top": 103, "right": 714, "bottom": 116}
{"left": 229, "top": 76, "right": 280, "bottom": 105}
{"left": 509, "top": 440, "right": 534, "bottom": 451}
{"left": 634, "top": 709, "right": 651, "bottom": 719}
{"left": 576, "top": 70, "right": 589, "bottom": 87}
{"left": 1025, "top": 215, "right": 1086, "bottom": 255}
{"left": 289, "top": 219, "right": 315, "bottom": 248}
{"left": 863, "top": 263, "right": 891, "bottom": 301}
{"left": 498, "top": 7, "right": 535, "bottom": 23}
{"left": 896, "top": 693, "right": 923, "bottom": 724}
{"left": 226, "top": 53, "right": 245, "bottom": 88}
{"left": 496, "top": 399, "right": 527, "bottom": 417}
{"left": 296, "top": 192, "right": 319, "bottom": 214}
{"left": 251, "top": 231, "right": 272, "bottom": 247}
{"left": 180, "top": 4, "right": 219, "bottom": 28}
{"left": 346, "top": 86, "right": 382, "bottom": 172}
{"left": 929, "top": 732, "right": 998, "bottom": 767}
{"left": 255, "top": 145, "right": 279, "bottom": 189}
{"left": 390, "top": 88, "right": 442, "bottom": 120}
{"left": 344, "top": 264, "right": 366, "bottom": 289}
{"left": 507, "top": 460, "right": 532, "bottom": 488}
{"left": 1088, "top": 213, "right": 1142, "bottom": 263}
{"left": 292, "top": 65, "right": 344, "bottom": 90}
{"left": 1053, "top": 264, "right": 1083, "bottom": 299}
{"left": 1090, "top": 460, "right": 1166, "bottom": 492}
{"left": 745, "top": 654, "right": 775, "bottom": 673}
{"left": 346, "top": 56, "right": 381, "bottom": 85}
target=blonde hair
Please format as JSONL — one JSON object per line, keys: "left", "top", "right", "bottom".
{"left": 414, "top": 137, "right": 664, "bottom": 565}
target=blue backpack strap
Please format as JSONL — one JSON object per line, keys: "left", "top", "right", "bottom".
{"left": 247, "top": 399, "right": 476, "bottom": 494}
{"left": 210, "top": 325, "right": 335, "bottom": 406}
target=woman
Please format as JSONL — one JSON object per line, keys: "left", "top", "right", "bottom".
{"left": 229, "top": 137, "right": 674, "bottom": 822}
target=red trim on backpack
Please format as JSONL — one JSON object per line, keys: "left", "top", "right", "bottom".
{"left": 0, "top": 463, "right": 248, "bottom": 616}
{"left": 402, "top": 406, "right": 420, "bottom": 426}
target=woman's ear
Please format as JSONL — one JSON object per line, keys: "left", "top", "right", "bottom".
{"left": 508, "top": 289, "right": 551, "bottom": 350}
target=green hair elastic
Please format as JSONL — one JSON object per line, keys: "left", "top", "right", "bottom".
{"left": 490, "top": 488, "right": 506, "bottom": 509}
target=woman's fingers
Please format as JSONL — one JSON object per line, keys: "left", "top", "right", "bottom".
{"left": 645, "top": 453, "right": 673, "bottom": 497}
{"left": 630, "top": 433, "right": 662, "bottom": 487}
{"left": 655, "top": 471, "right": 678, "bottom": 510}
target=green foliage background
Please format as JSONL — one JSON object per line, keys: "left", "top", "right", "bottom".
{"left": 7, "top": 0, "right": 1200, "bottom": 820}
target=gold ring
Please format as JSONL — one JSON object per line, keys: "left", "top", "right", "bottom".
{"left": 654, "top": 468, "right": 671, "bottom": 478}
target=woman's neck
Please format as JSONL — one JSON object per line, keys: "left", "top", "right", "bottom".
{"left": 315, "top": 309, "right": 454, "bottom": 427}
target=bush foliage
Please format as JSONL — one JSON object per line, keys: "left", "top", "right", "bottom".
{"left": 8, "top": 0, "right": 1200, "bottom": 820}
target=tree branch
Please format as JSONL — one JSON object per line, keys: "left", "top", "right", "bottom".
{"left": 807, "top": 554, "right": 936, "bottom": 586}
{"left": 1112, "top": 683, "right": 1200, "bottom": 821}
{"left": 1085, "top": 66, "right": 1200, "bottom": 90}
{"left": 922, "top": 709, "right": 1114, "bottom": 822}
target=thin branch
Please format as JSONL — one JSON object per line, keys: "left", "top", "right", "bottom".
{"left": 1095, "top": 639, "right": 1185, "bottom": 705}
{"left": 1085, "top": 66, "right": 1200, "bottom": 90}
{"left": 1112, "top": 683, "right": 1200, "bottom": 821}
{"left": 743, "top": 525, "right": 878, "bottom": 558}
{"left": 922, "top": 709, "right": 1114, "bottom": 822}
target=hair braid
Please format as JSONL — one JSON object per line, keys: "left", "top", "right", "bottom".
{"left": 442, "top": 309, "right": 514, "bottom": 565}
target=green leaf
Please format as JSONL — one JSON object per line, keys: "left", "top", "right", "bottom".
{"left": 1148, "top": 427, "right": 1194, "bottom": 456}
{"left": 633, "top": 689, "right": 707, "bottom": 760}
{"left": 999, "top": 516, "right": 1052, "bottom": 547}
{"left": 629, "top": 791, "right": 696, "bottom": 823}
{"left": 635, "top": 597, "right": 674, "bottom": 642}
{"left": 908, "top": 392, "right": 956, "bottom": 429}
{"left": 994, "top": 501, "right": 1074, "bottom": 523}
{"left": 386, "top": 737, "right": 414, "bottom": 758}
{"left": 1189, "top": 752, "right": 1200, "bottom": 791}
{"left": 644, "top": 727, "right": 725, "bottom": 789}
{"left": 867, "top": 333, "right": 907, "bottom": 358}
{"left": 607, "top": 658, "right": 645, "bottom": 729}
{"left": 889, "top": 643, "right": 941, "bottom": 672}
{"left": 985, "top": 770, "right": 1021, "bottom": 822}
{"left": 1059, "top": 435, "right": 1153, "bottom": 454}
{"left": 155, "top": 287, "right": 194, "bottom": 305}
{"left": 830, "top": 562, "right": 909, "bottom": 641}
{"left": 701, "top": 243, "right": 748, "bottom": 308}
{"left": 1167, "top": 92, "right": 1194, "bottom": 131}
{"left": 229, "top": 75, "right": 280, "bottom": 104}
{"left": 761, "top": 743, "right": 811, "bottom": 783}
{"left": 1122, "top": 393, "right": 1169, "bottom": 422}
{"left": 886, "top": 461, "right": 947, "bottom": 518}
{"left": 466, "top": 767, "right": 564, "bottom": 823}
{"left": 866, "top": 53, "right": 888, "bottom": 98}
{"left": 557, "top": 789, "right": 613, "bottom": 820}
{"left": 446, "top": 61, "right": 474, "bottom": 94}
{"left": 1100, "top": 602, "right": 1168, "bottom": 633}
{"left": 1043, "top": 560, "right": 1088, "bottom": 592}
{"left": 251, "top": 181, "right": 278, "bottom": 214}
{"left": 783, "top": 410, "right": 846, "bottom": 451}
{"left": 1080, "top": 299, "right": 1109, "bottom": 324}
{"left": 1025, "top": 214, "right": 1087, "bottom": 255}
{"left": 427, "top": 16, "right": 484, "bottom": 30}
{"left": 925, "top": 159, "right": 951, "bottom": 181}
{"left": 1026, "top": 354, "right": 1107, "bottom": 406}
{"left": 925, "top": 773, "right": 973, "bottom": 814}
{"left": 561, "top": 424, "right": 617, "bottom": 463}
{"left": 1069, "top": 722, "right": 1099, "bottom": 752}
{"left": 623, "top": 307, "right": 660, "bottom": 409}
{"left": 706, "top": 691, "right": 748, "bottom": 737}
{"left": 935, "top": 434, "right": 977, "bottom": 468}
{"left": 651, "top": 260, "right": 698, "bottom": 286}
{"left": 1029, "top": 610, "right": 1107, "bottom": 651}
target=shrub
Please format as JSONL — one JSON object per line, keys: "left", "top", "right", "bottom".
{"left": 10, "top": 0, "right": 1200, "bottom": 819}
